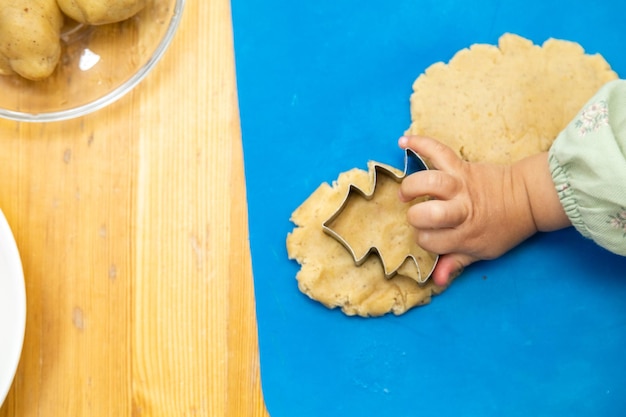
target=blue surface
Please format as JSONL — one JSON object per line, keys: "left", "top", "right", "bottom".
{"left": 231, "top": 1, "right": 626, "bottom": 416}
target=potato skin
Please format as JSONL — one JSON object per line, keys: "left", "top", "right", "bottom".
{"left": 56, "top": 0, "right": 147, "bottom": 25}
{"left": 0, "top": 0, "right": 64, "bottom": 80}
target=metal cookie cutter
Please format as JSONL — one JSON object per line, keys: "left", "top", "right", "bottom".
{"left": 322, "top": 148, "right": 439, "bottom": 284}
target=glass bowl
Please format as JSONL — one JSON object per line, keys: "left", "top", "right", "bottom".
{"left": 0, "top": 0, "right": 185, "bottom": 122}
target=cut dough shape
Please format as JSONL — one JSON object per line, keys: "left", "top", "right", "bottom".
{"left": 323, "top": 163, "right": 437, "bottom": 283}
{"left": 287, "top": 164, "right": 446, "bottom": 317}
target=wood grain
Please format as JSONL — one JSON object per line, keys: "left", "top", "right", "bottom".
{"left": 0, "top": 0, "right": 269, "bottom": 416}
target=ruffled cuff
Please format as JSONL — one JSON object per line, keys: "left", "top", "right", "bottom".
{"left": 548, "top": 79, "right": 626, "bottom": 256}
{"left": 548, "top": 154, "right": 588, "bottom": 238}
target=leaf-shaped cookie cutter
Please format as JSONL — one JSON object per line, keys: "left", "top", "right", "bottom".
{"left": 322, "top": 149, "right": 439, "bottom": 284}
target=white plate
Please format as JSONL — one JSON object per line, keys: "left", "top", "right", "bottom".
{"left": 0, "top": 209, "right": 26, "bottom": 406}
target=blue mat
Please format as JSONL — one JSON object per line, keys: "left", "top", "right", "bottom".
{"left": 232, "top": 1, "right": 626, "bottom": 416}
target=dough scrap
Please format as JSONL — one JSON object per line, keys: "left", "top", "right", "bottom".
{"left": 287, "top": 33, "right": 617, "bottom": 317}
{"left": 287, "top": 163, "right": 445, "bottom": 317}
{"left": 406, "top": 33, "right": 618, "bottom": 164}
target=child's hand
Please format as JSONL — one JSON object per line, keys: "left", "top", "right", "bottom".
{"left": 398, "top": 136, "right": 569, "bottom": 286}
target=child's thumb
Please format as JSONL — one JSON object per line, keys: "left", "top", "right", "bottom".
{"left": 431, "top": 253, "right": 474, "bottom": 286}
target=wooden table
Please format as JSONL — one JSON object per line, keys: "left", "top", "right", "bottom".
{"left": 0, "top": 0, "right": 269, "bottom": 415}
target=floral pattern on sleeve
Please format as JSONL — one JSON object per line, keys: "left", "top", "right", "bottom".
{"left": 575, "top": 100, "right": 609, "bottom": 137}
{"left": 607, "top": 207, "right": 626, "bottom": 238}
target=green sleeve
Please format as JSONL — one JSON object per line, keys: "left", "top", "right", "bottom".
{"left": 548, "top": 79, "right": 626, "bottom": 256}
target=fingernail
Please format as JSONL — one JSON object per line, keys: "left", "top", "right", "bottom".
{"left": 398, "top": 136, "right": 408, "bottom": 147}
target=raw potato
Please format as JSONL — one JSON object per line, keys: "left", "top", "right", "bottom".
{"left": 56, "top": 0, "right": 147, "bottom": 25}
{"left": 0, "top": 0, "right": 64, "bottom": 80}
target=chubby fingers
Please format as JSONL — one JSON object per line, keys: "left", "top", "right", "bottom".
{"left": 399, "top": 169, "right": 460, "bottom": 202}
{"left": 398, "top": 135, "right": 462, "bottom": 172}
{"left": 407, "top": 199, "right": 468, "bottom": 229}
